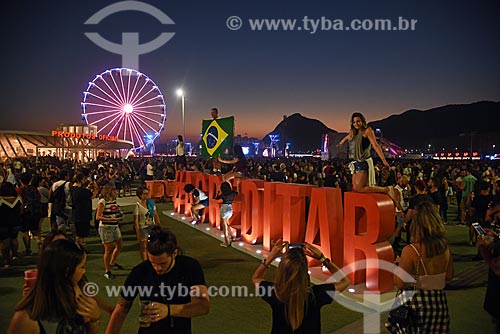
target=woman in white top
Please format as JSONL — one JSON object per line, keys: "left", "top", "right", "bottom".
{"left": 134, "top": 186, "right": 161, "bottom": 260}
{"left": 388, "top": 201, "right": 454, "bottom": 334}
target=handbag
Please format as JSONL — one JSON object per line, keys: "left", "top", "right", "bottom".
{"left": 389, "top": 255, "right": 420, "bottom": 329}
{"left": 389, "top": 298, "right": 414, "bottom": 327}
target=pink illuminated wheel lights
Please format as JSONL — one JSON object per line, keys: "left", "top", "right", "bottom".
{"left": 81, "top": 68, "right": 166, "bottom": 151}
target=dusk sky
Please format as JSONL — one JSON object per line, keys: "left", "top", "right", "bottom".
{"left": 1, "top": 0, "right": 499, "bottom": 144}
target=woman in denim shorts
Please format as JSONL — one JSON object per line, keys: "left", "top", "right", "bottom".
{"left": 217, "top": 182, "right": 238, "bottom": 247}
{"left": 336, "top": 112, "right": 399, "bottom": 206}
{"left": 96, "top": 182, "right": 124, "bottom": 279}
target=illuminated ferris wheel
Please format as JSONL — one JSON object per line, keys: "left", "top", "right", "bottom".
{"left": 81, "top": 68, "right": 166, "bottom": 152}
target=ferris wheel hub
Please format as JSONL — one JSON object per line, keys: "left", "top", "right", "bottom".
{"left": 123, "top": 103, "right": 133, "bottom": 114}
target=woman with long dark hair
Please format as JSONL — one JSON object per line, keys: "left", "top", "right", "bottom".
{"left": 7, "top": 239, "right": 100, "bottom": 334}
{"left": 252, "top": 240, "right": 350, "bottom": 333}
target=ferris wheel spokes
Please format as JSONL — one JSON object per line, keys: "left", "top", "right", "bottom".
{"left": 132, "top": 94, "right": 162, "bottom": 109}
{"left": 128, "top": 79, "right": 151, "bottom": 106}
{"left": 128, "top": 117, "right": 146, "bottom": 148}
{"left": 128, "top": 84, "right": 152, "bottom": 107}
{"left": 90, "top": 112, "right": 123, "bottom": 128}
{"left": 109, "top": 71, "right": 126, "bottom": 104}
{"left": 97, "top": 75, "right": 124, "bottom": 106}
{"left": 133, "top": 105, "right": 166, "bottom": 111}
{"left": 91, "top": 79, "right": 123, "bottom": 107}
{"left": 106, "top": 117, "right": 123, "bottom": 138}
{"left": 85, "top": 91, "right": 121, "bottom": 108}
{"left": 82, "top": 68, "right": 166, "bottom": 151}
{"left": 132, "top": 112, "right": 164, "bottom": 129}
{"left": 126, "top": 72, "right": 133, "bottom": 104}
{"left": 118, "top": 72, "right": 127, "bottom": 104}
{"left": 131, "top": 114, "right": 158, "bottom": 136}
{"left": 84, "top": 107, "right": 123, "bottom": 116}
{"left": 127, "top": 72, "right": 143, "bottom": 104}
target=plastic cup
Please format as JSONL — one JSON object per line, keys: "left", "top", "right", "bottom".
{"left": 139, "top": 300, "right": 152, "bottom": 328}
{"left": 24, "top": 269, "right": 38, "bottom": 288}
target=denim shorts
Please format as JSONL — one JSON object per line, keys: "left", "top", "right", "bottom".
{"left": 396, "top": 214, "right": 405, "bottom": 228}
{"left": 139, "top": 225, "right": 152, "bottom": 241}
{"left": 98, "top": 224, "right": 122, "bottom": 243}
{"left": 220, "top": 204, "right": 233, "bottom": 220}
{"left": 56, "top": 208, "right": 73, "bottom": 229}
{"left": 353, "top": 161, "right": 369, "bottom": 173}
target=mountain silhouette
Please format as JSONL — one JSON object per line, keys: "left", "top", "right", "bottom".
{"left": 368, "top": 101, "right": 500, "bottom": 152}
{"left": 261, "top": 101, "right": 500, "bottom": 154}
{"left": 262, "top": 113, "right": 336, "bottom": 152}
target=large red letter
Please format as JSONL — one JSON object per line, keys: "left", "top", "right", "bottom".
{"left": 344, "top": 192, "right": 395, "bottom": 292}
{"left": 263, "top": 182, "right": 282, "bottom": 251}
{"left": 208, "top": 175, "right": 222, "bottom": 227}
{"left": 240, "top": 179, "right": 265, "bottom": 244}
{"left": 305, "top": 187, "right": 343, "bottom": 267}
{"left": 275, "top": 183, "right": 313, "bottom": 244}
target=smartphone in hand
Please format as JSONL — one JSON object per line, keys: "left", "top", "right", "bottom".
{"left": 288, "top": 243, "right": 305, "bottom": 249}
{"left": 472, "top": 222, "right": 487, "bottom": 237}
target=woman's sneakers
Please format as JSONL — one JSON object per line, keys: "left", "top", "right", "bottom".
{"left": 220, "top": 236, "right": 233, "bottom": 248}
{"left": 110, "top": 263, "right": 124, "bottom": 270}
{"left": 104, "top": 271, "right": 116, "bottom": 279}
{"left": 105, "top": 263, "right": 124, "bottom": 278}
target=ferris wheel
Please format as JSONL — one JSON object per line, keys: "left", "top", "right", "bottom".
{"left": 81, "top": 68, "right": 166, "bottom": 152}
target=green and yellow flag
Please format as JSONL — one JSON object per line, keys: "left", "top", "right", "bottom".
{"left": 201, "top": 116, "right": 234, "bottom": 158}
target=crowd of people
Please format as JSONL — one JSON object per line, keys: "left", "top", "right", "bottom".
{"left": 1, "top": 136, "right": 500, "bottom": 333}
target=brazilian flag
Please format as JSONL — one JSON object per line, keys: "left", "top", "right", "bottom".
{"left": 201, "top": 116, "right": 234, "bottom": 157}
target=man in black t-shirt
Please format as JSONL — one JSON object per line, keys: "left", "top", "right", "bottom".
{"left": 470, "top": 181, "right": 494, "bottom": 226}
{"left": 106, "top": 227, "right": 209, "bottom": 334}
{"left": 428, "top": 177, "right": 444, "bottom": 215}
{"left": 470, "top": 181, "right": 494, "bottom": 246}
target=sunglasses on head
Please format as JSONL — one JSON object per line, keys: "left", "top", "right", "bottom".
{"left": 147, "top": 230, "right": 169, "bottom": 243}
